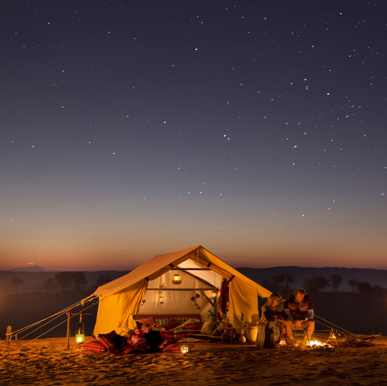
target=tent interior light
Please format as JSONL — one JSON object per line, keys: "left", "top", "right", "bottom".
{"left": 181, "top": 344, "right": 189, "bottom": 354}
{"left": 211, "top": 290, "right": 217, "bottom": 298}
{"left": 159, "top": 296, "right": 164, "bottom": 304}
{"left": 172, "top": 273, "right": 182, "bottom": 285}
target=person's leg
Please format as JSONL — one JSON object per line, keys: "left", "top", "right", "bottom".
{"left": 302, "top": 320, "right": 315, "bottom": 343}
{"left": 285, "top": 322, "right": 294, "bottom": 339}
{"left": 268, "top": 322, "right": 280, "bottom": 342}
{"left": 268, "top": 321, "right": 281, "bottom": 348}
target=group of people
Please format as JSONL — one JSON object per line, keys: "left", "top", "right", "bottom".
{"left": 259, "top": 288, "right": 315, "bottom": 349}
{"left": 113, "top": 322, "right": 163, "bottom": 355}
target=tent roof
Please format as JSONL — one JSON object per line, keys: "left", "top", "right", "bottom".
{"left": 93, "top": 245, "right": 271, "bottom": 299}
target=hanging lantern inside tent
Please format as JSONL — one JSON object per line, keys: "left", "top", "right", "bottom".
{"left": 75, "top": 314, "right": 85, "bottom": 344}
{"left": 159, "top": 295, "right": 164, "bottom": 304}
{"left": 211, "top": 290, "right": 217, "bottom": 298}
{"left": 181, "top": 344, "right": 189, "bottom": 354}
{"left": 172, "top": 273, "right": 182, "bottom": 285}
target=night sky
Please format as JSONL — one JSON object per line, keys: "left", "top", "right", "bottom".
{"left": 1, "top": 0, "right": 386, "bottom": 271}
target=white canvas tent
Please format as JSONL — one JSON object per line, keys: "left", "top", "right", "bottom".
{"left": 92, "top": 245, "right": 272, "bottom": 337}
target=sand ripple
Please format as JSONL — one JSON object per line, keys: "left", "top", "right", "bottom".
{"left": 1, "top": 338, "right": 387, "bottom": 385}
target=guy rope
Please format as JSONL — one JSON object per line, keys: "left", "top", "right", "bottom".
{"left": 4, "top": 295, "right": 101, "bottom": 347}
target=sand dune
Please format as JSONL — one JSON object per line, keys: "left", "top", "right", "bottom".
{"left": 1, "top": 335, "right": 387, "bottom": 385}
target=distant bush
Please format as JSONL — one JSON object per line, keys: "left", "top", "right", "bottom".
{"left": 11, "top": 277, "right": 24, "bottom": 294}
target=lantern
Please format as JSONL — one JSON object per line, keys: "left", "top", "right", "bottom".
{"left": 159, "top": 295, "right": 164, "bottom": 304}
{"left": 75, "top": 321, "right": 85, "bottom": 344}
{"left": 211, "top": 290, "right": 217, "bottom": 298}
{"left": 141, "top": 299, "right": 146, "bottom": 306}
{"left": 172, "top": 273, "right": 182, "bottom": 285}
{"left": 181, "top": 344, "right": 189, "bottom": 354}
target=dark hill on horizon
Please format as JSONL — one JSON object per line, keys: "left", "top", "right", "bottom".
{"left": 236, "top": 266, "right": 387, "bottom": 293}
{"left": 0, "top": 270, "right": 130, "bottom": 296}
{"left": 8, "top": 265, "right": 48, "bottom": 272}
{"left": 1, "top": 266, "right": 386, "bottom": 296}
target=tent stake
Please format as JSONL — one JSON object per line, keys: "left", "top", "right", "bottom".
{"left": 6, "top": 326, "right": 12, "bottom": 347}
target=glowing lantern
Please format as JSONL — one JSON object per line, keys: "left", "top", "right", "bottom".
{"left": 181, "top": 344, "right": 189, "bottom": 354}
{"left": 159, "top": 295, "right": 164, "bottom": 304}
{"left": 75, "top": 321, "right": 85, "bottom": 344}
{"left": 172, "top": 273, "right": 182, "bottom": 285}
{"left": 211, "top": 290, "right": 217, "bottom": 298}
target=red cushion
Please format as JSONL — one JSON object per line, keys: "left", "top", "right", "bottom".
{"left": 80, "top": 341, "right": 106, "bottom": 353}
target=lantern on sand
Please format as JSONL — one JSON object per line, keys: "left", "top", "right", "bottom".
{"left": 172, "top": 273, "right": 182, "bottom": 285}
{"left": 181, "top": 345, "right": 189, "bottom": 354}
{"left": 75, "top": 314, "right": 85, "bottom": 344}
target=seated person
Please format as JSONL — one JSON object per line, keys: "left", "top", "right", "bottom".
{"left": 120, "top": 322, "right": 147, "bottom": 355}
{"left": 141, "top": 324, "right": 163, "bottom": 351}
{"left": 284, "top": 288, "right": 315, "bottom": 345}
{"left": 259, "top": 293, "right": 295, "bottom": 349}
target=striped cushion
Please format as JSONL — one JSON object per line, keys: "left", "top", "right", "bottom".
{"left": 80, "top": 341, "right": 106, "bottom": 353}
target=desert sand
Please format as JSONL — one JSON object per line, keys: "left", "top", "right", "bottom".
{"left": 1, "top": 334, "right": 387, "bottom": 386}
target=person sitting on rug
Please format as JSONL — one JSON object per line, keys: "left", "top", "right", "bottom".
{"left": 120, "top": 321, "right": 147, "bottom": 355}
{"left": 259, "top": 293, "right": 296, "bottom": 349}
{"left": 284, "top": 288, "right": 315, "bottom": 345}
{"left": 141, "top": 324, "right": 163, "bottom": 351}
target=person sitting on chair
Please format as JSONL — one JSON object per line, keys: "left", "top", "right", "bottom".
{"left": 259, "top": 293, "right": 296, "bottom": 349}
{"left": 284, "top": 288, "right": 315, "bottom": 345}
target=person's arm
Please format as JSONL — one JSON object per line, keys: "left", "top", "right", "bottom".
{"left": 263, "top": 310, "right": 276, "bottom": 322}
{"left": 280, "top": 310, "right": 290, "bottom": 321}
{"left": 283, "top": 301, "right": 293, "bottom": 320}
{"left": 306, "top": 301, "right": 314, "bottom": 320}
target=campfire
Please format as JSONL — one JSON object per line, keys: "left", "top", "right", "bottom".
{"left": 306, "top": 340, "right": 334, "bottom": 351}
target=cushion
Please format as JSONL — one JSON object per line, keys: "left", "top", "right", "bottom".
{"left": 212, "top": 321, "right": 228, "bottom": 336}
{"left": 137, "top": 317, "right": 156, "bottom": 327}
{"left": 183, "top": 324, "right": 197, "bottom": 330}
{"left": 163, "top": 344, "right": 182, "bottom": 353}
{"left": 200, "top": 321, "right": 215, "bottom": 335}
{"left": 162, "top": 318, "right": 182, "bottom": 330}
{"left": 97, "top": 331, "right": 119, "bottom": 354}
{"left": 175, "top": 318, "right": 200, "bottom": 331}
{"left": 80, "top": 341, "right": 106, "bottom": 353}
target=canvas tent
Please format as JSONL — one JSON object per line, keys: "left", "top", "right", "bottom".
{"left": 92, "top": 245, "right": 272, "bottom": 337}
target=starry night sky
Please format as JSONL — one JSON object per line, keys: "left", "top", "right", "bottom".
{"left": 1, "top": 0, "right": 386, "bottom": 271}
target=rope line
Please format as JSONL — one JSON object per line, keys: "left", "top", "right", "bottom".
{"left": 315, "top": 314, "right": 362, "bottom": 338}
{"left": 8, "top": 295, "right": 96, "bottom": 338}
{"left": 14, "top": 299, "right": 85, "bottom": 337}
{"left": 25, "top": 299, "right": 101, "bottom": 344}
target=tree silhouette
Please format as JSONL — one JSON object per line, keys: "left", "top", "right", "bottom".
{"left": 271, "top": 274, "right": 285, "bottom": 290}
{"left": 357, "top": 281, "right": 373, "bottom": 297}
{"left": 55, "top": 271, "right": 74, "bottom": 292}
{"left": 372, "top": 284, "right": 385, "bottom": 298}
{"left": 348, "top": 279, "right": 358, "bottom": 292}
{"left": 304, "top": 276, "right": 329, "bottom": 292}
{"left": 330, "top": 274, "right": 343, "bottom": 292}
{"left": 95, "top": 274, "right": 112, "bottom": 287}
{"left": 43, "top": 278, "right": 55, "bottom": 293}
{"left": 11, "top": 277, "right": 24, "bottom": 294}
{"left": 73, "top": 272, "right": 88, "bottom": 290}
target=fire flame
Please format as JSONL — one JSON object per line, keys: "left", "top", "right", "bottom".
{"left": 308, "top": 340, "right": 323, "bottom": 346}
